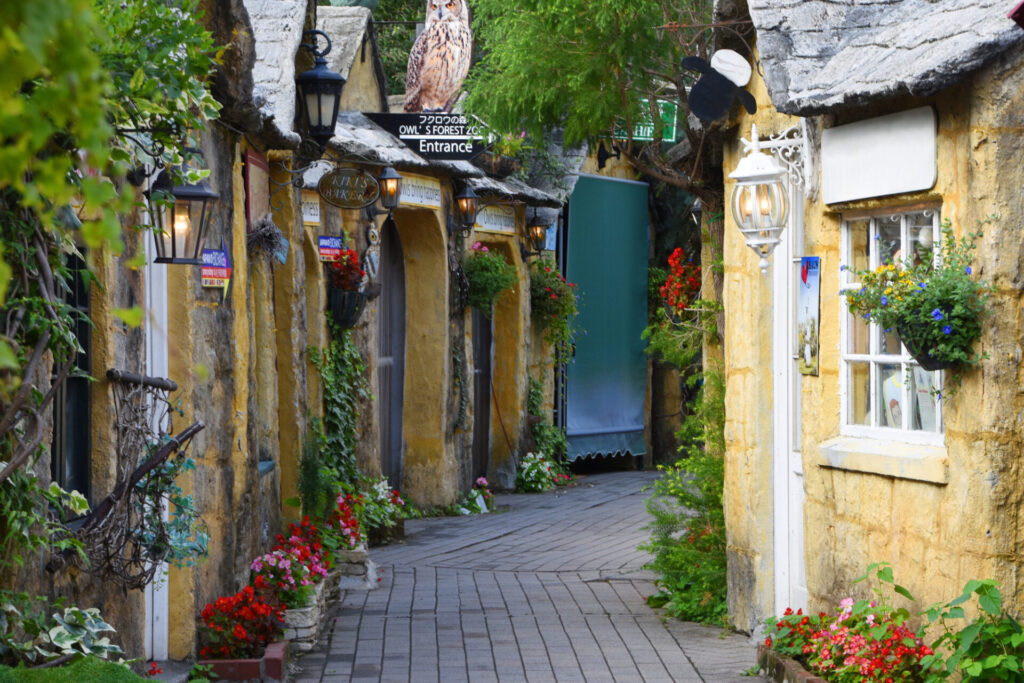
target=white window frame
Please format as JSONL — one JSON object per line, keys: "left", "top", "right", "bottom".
{"left": 838, "top": 208, "right": 944, "bottom": 446}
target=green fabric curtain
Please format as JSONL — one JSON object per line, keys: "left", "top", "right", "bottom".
{"left": 565, "top": 176, "right": 649, "bottom": 460}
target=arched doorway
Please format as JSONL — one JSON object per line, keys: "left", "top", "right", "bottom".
{"left": 378, "top": 216, "right": 406, "bottom": 488}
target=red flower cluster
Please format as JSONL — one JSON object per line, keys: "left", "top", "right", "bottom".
{"left": 768, "top": 604, "right": 933, "bottom": 682}
{"left": 326, "top": 494, "right": 362, "bottom": 549}
{"left": 328, "top": 247, "right": 365, "bottom": 291}
{"left": 198, "top": 585, "right": 284, "bottom": 660}
{"left": 276, "top": 516, "right": 330, "bottom": 574}
{"left": 146, "top": 661, "right": 162, "bottom": 677}
{"left": 660, "top": 248, "right": 701, "bottom": 313}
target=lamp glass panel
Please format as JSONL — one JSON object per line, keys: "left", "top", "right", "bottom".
{"left": 171, "top": 200, "right": 192, "bottom": 258}
{"left": 318, "top": 92, "right": 336, "bottom": 130}
{"left": 305, "top": 92, "right": 322, "bottom": 127}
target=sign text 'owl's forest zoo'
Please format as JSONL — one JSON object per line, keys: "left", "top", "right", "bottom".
{"left": 365, "top": 113, "right": 487, "bottom": 161}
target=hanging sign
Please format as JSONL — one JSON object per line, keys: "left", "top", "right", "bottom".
{"left": 614, "top": 99, "right": 679, "bottom": 142}
{"left": 365, "top": 113, "right": 487, "bottom": 160}
{"left": 301, "top": 190, "right": 321, "bottom": 226}
{"left": 475, "top": 205, "right": 516, "bottom": 234}
{"left": 201, "top": 246, "right": 232, "bottom": 300}
{"left": 318, "top": 236, "right": 343, "bottom": 262}
{"left": 317, "top": 167, "right": 380, "bottom": 209}
{"left": 398, "top": 174, "right": 442, "bottom": 209}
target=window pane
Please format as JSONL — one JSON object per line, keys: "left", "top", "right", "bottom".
{"left": 877, "top": 325, "right": 902, "bottom": 356}
{"left": 876, "top": 215, "right": 902, "bottom": 265}
{"left": 845, "top": 219, "right": 870, "bottom": 284}
{"left": 906, "top": 212, "right": 936, "bottom": 268}
{"left": 848, "top": 362, "right": 870, "bottom": 425}
{"left": 909, "top": 367, "right": 940, "bottom": 432}
{"left": 847, "top": 311, "right": 869, "bottom": 354}
{"left": 877, "top": 363, "right": 903, "bottom": 428}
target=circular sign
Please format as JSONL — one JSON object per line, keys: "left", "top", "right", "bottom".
{"left": 317, "top": 167, "right": 381, "bottom": 209}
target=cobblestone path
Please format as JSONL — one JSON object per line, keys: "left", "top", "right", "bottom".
{"left": 294, "top": 471, "right": 757, "bottom": 682}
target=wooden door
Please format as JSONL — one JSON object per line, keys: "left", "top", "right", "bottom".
{"left": 471, "top": 307, "right": 493, "bottom": 479}
{"left": 378, "top": 217, "right": 406, "bottom": 488}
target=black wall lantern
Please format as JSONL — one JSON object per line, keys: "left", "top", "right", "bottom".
{"left": 146, "top": 161, "right": 218, "bottom": 265}
{"left": 520, "top": 208, "right": 551, "bottom": 259}
{"left": 453, "top": 186, "right": 480, "bottom": 233}
{"left": 377, "top": 166, "right": 402, "bottom": 211}
{"left": 296, "top": 30, "right": 346, "bottom": 153}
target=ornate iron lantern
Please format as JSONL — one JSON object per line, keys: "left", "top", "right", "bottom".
{"left": 729, "top": 124, "right": 789, "bottom": 274}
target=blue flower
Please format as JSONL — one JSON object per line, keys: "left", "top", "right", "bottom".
{"left": 881, "top": 295, "right": 888, "bottom": 305}
{"left": 965, "top": 266, "right": 972, "bottom": 275}
{"left": 884, "top": 328, "right": 892, "bottom": 333}
{"left": 840, "top": 265, "right": 847, "bottom": 271}
{"left": 918, "top": 282, "right": 927, "bottom": 289}
{"left": 874, "top": 234, "right": 880, "bottom": 240}
{"left": 932, "top": 309, "right": 944, "bottom": 321}
{"left": 862, "top": 313, "right": 870, "bottom": 320}
{"left": 943, "top": 325, "right": 952, "bottom": 335}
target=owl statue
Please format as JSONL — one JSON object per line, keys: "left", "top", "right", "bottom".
{"left": 403, "top": 0, "right": 473, "bottom": 112}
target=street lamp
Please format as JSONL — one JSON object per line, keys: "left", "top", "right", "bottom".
{"left": 296, "top": 30, "right": 346, "bottom": 153}
{"left": 146, "top": 161, "right": 219, "bottom": 265}
{"left": 729, "top": 124, "right": 789, "bottom": 274}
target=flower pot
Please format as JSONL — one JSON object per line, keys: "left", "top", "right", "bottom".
{"left": 197, "top": 640, "right": 289, "bottom": 682}
{"left": 897, "top": 322, "right": 956, "bottom": 371}
{"left": 757, "top": 643, "right": 831, "bottom": 683}
{"left": 471, "top": 151, "right": 521, "bottom": 179}
{"left": 283, "top": 582, "right": 325, "bottom": 652}
{"left": 327, "top": 287, "right": 367, "bottom": 329}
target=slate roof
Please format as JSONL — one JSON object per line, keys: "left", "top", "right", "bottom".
{"left": 747, "top": 0, "right": 1024, "bottom": 115}
{"left": 243, "top": 0, "right": 306, "bottom": 147}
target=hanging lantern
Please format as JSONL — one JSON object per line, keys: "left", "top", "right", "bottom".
{"left": 526, "top": 210, "right": 550, "bottom": 253}
{"left": 377, "top": 166, "right": 402, "bottom": 210}
{"left": 146, "top": 165, "right": 219, "bottom": 265}
{"left": 729, "top": 124, "right": 789, "bottom": 274}
{"left": 296, "top": 30, "right": 346, "bottom": 153}
{"left": 453, "top": 186, "right": 480, "bottom": 231}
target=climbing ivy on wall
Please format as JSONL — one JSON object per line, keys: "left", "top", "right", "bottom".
{"left": 309, "top": 322, "right": 371, "bottom": 486}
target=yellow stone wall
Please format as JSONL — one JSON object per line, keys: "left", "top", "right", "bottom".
{"left": 724, "top": 42, "right": 1024, "bottom": 633}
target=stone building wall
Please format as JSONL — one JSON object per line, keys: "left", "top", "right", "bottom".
{"left": 723, "top": 41, "right": 1024, "bottom": 633}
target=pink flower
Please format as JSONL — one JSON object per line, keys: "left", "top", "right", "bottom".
{"left": 476, "top": 477, "right": 488, "bottom": 487}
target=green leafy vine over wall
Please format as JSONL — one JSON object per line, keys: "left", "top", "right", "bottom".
{"left": 309, "top": 322, "right": 370, "bottom": 487}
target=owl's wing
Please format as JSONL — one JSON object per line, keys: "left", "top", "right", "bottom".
{"left": 403, "top": 32, "right": 431, "bottom": 112}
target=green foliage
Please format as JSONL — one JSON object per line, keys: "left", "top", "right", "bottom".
{"left": 515, "top": 451, "right": 557, "bottom": 493}
{"left": 297, "top": 433, "right": 335, "bottom": 521}
{"left": 370, "top": 0, "right": 423, "bottom": 95}
{"left": 341, "top": 476, "right": 405, "bottom": 534}
{"left": 526, "top": 376, "right": 567, "bottom": 461}
{"left": 0, "top": 593, "right": 124, "bottom": 668}
{"left": 0, "top": 470, "right": 86, "bottom": 577}
{"left": 845, "top": 219, "right": 993, "bottom": 371}
{"left": 462, "top": 243, "right": 516, "bottom": 317}
{"left": 309, "top": 322, "right": 370, "bottom": 486}
{"left": 0, "top": 656, "right": 143, "bottom": 682}
{"left": 529, "top": 259, "right": 579, "bottom": 367}
{"left": 641, "top": 370, "right": 726, "bottom": 624}
{"left": 921, "top": 579, "right": 1024, "bottom": 682}
{"left": 134, "top": 448, "right": 208, "bottom": 569}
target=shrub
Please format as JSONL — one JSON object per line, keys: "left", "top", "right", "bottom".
{"left": 515, "top": 452, "right": 556, "bottom": 492}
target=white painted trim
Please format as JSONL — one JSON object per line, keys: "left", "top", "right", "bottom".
{"left": 143, "top": 215, "right": 170, "bottom": 661}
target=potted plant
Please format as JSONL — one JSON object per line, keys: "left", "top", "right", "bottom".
{"left": 844, "top": 220, "right": 991, "bottom": 371}
{"left": 462, "top": 242, "right": 516, "bottom": 317}
{"left": 326, "top": 247, "right": 367, "bottom": 329}
{"left": 529, "top": 259, "right": 580, "bottom": 366}
{"left": 197, "top": 585, "right": 288, "bottom": 681}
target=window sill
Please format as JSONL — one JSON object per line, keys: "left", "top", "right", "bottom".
{"left": 817, "top": 436, "right": 948, "bottom": 485}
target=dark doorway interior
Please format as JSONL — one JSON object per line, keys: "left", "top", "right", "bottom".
{"left": 471, "top": 307, "right": 493, "bottom": 480}
{"left": 378, "top": 216, "right": 406, "bottom": 489}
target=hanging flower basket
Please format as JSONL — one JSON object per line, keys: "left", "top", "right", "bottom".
{"left": 897, "top": 320, "right": 957, "bottom": 371}
{"left": 327, "top": 287, "right": 367, "bottom": 329}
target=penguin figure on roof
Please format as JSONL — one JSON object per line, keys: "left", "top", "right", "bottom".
{"left": 681, "top": 49, "right": 757, "bottom": 122}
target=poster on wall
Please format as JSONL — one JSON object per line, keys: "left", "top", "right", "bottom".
{"left": 797, "top": 256, "right": 820, "bottom": 376}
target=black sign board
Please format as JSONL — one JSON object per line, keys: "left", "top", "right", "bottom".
{"left": 365, "top": 113, "right": 488, "bottom": 161}
{"left": 318, "top": 167, "right": 380, "bottom": 209}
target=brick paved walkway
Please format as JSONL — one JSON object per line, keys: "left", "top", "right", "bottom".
{"left": 294, "top": 471, "right": 757, "bottom": 682}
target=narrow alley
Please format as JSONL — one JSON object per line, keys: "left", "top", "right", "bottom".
{"left": 294, "top": 471, "right": 757, "bottom": 682}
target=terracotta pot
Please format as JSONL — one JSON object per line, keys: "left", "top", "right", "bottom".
{"left": 327, "top": 287, "right": 367, "bottom": 329}
{"left": 197, "top": 640, "right": 288, "bottom": 682}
